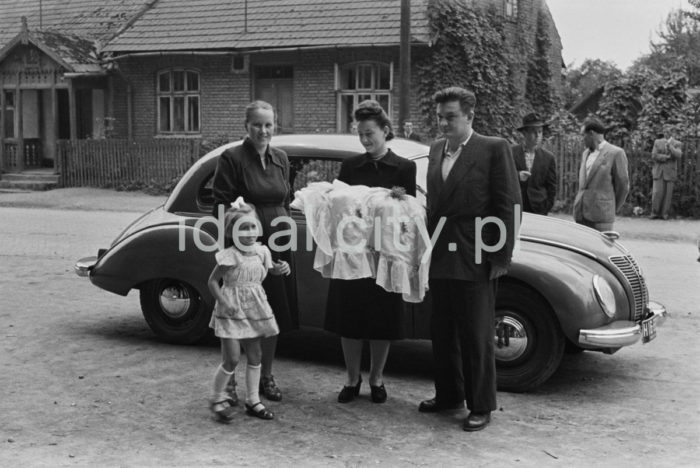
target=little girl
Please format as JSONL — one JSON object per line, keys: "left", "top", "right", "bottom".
{"left": 207, "top": 197, "right": 290, "bottom": 422}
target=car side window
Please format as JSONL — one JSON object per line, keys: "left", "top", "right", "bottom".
{"left": 199, "top": 175, "right": 215, "bottom": 208}
{"left": 289, "top": 158, "right": 342, "bottom": 196}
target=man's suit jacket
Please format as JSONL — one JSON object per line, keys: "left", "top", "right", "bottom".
{"left": 426, "top": 133, "right": 521, "bottom": 281}
{"left": 573, "top": 141, "right": 629, "bottom": 224}
{"left": 510, "top": 145, "right": 557, "bottom": 215}
{"left": 651, "top": 137, "right": 681, "bottom": 181}
{"left": 404, "top": 132, "right": 422, "bottom": 142}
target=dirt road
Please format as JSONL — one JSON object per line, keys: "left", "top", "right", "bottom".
{"left": 1, "top": 197, "right": 699, "bottom": 467}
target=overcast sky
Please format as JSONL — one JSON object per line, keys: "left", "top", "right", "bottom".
{"left": 547, "top": 0, "right": 690, "bottom": 70}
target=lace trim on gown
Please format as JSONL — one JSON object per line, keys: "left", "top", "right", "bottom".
{"left": 292, "top": 180, "right": 430, "bottom": 302}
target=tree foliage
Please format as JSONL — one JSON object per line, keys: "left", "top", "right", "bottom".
{"left": 683, "top": 0, "right": 700, "bottom": 22}
{"left": 632, "top": 8, "right": 700, "bottom": 86}
{"left": 525, "top": 8, "right": 558, "bottom": 118}
{"left": 563, "top": 59, "right": 622, "bottom": 109}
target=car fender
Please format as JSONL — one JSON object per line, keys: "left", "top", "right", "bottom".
{"left": 506, "top": 244, "right": 630, "bottom": 346}
{"left": 90, "top": 224, "right": 217, "bottom": 306}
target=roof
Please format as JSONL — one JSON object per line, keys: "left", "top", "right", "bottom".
{"left": 0, "top": 0, "right": 152, "bottom": 45}
{"left": 103, "top": 0, "right": 430, "bottom": 53}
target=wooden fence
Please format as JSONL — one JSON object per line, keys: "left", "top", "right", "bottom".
{"left": 57, "top": 139, "right": 201, "bottom": 189}
{"left": 544, "top": 136, "right": 700, "bottom": 216}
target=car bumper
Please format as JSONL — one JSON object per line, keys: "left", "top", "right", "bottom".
{"left": 75, "top": 256, "right": 97, "bottom": 277}
{"left": 578, "top": 301, "right": 667, "bottom": 348}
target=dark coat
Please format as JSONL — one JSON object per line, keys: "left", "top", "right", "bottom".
{"left": 426, "top": 133, "right": 521, "bottom": 281}
{"left": 337, "top": 149, "right": 417, "bottom": 196}
{"left": 510, "top": 145, "right": 557, "bottom": 215}
{"left": 211, "top": 137, "right": 291, "bottom": 234}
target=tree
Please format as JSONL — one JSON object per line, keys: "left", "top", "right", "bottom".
{"left": 684, "top": 0, "right": 700, "bottom": 21}
{"left": 563, "top": 59, "right": 622, "bottom": 109}
{"left": 633, "top": 8, "right": 700, "bottom": 86}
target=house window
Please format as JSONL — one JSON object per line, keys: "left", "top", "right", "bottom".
{"left": 157, "top": 69, "right": 200, "bottom": 134}
{"left": 3, "top": 91, "right": 15, "bottom": 138}
{"left": 336, "top": 62, "right": 392, "bottom": 133}
{"left": 504, "top": 0, "right": 519, "bottom": 18}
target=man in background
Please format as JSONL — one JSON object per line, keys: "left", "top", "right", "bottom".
{"left": 402, "top": 121, "right": 422, "bottom": 142}
{"left": 650, "top": 125, "right": 682, "bottom": 219}
{"left": 511, "top": 113, "right": 557, "bottom": 215}
{"left": 573, "top": 117, "right": 629, "bottom": 231}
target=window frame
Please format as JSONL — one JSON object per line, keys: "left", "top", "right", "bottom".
{"left": 504, "top": 0, "right": 519, "bottom": 19}
{"left": 156, "top": 68, "right": 201, "bottom": 135}
{"left": 335, "top": 61, "right": 393, "bottom": 133}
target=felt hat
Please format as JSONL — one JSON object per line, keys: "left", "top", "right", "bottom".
{"left": 517, "top": 113, "right": 547, "bottom": 131}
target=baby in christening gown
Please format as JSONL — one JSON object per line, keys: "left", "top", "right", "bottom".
{"left": 291, "top": 180, "right": 430, "bottom": 302}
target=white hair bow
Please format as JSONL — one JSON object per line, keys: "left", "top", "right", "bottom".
{"left": 230, "top": 196, "right": 246, "bottom": 210}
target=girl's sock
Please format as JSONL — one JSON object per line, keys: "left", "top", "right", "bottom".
{"left": 245, "top": 364, "right": 262, "bottom": 405}
{"left": 213, "top": 364, "right": 235, "bottom": 402}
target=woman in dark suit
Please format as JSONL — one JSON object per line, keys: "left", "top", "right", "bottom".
{"left": 211, "top": 100, "right": 297, "bottom": 402}
{"left": 324, "top": 100, "right": 417, "bottom": 404}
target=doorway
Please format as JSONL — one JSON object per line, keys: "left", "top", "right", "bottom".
{"left": 254, "top": 66, "right": 294, "bottom": 134}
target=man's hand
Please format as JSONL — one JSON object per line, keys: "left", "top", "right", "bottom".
{"left": 518, "top": 170, "right": 531, "bottom": 182}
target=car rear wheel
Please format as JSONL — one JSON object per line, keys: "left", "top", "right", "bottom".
{"left": 140, "top": 279, "right": 211, "bottom": 344}
{"left": 495, "top": 284, "right": 565, "bottom": 392}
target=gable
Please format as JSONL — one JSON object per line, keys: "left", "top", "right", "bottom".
{"left": 0, "top": 0, "right": 152, "bottom": 46}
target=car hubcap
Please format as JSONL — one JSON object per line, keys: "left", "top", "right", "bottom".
{"left": 494, "top": 315, "right": 528, "bottom": 362}
{"left": 159, "top": 284, "right": 191, "bottom": 320}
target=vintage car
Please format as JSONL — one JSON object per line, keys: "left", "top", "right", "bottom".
{"left": 75, "top": 134, "right": 667, "bottom": 392}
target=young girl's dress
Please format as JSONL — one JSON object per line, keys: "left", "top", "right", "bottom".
{"left": 209, "top": 243, "right": 280, "bottom": 339}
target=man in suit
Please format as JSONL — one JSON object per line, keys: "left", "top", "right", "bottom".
{"left": 418, "top": 87, "right": 521, "bottom": 432}
{"left": 650, "top": 125, "right": 682, "bottom": 219}
{"left": 573, "top": 117, "right": 629, "bottom": 231}
{"left": 511, "top": 113, "right": 557, "bottom": 215}
{"left": 402, "top": 121, "right": 422, "bottom": 142}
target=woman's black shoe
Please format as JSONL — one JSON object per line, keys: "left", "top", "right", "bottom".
{"left": 370, "top": 384, "right": 387, "bottom": 403}
{"left": 337, "top": 377, "right": 362, "bottom": 403}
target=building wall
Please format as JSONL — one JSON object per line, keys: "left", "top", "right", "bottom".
{"left": 107, "top": 1, "right": 563, "bottom": 141}
{"left": 110, "top": 47, "right": 427, "bottom": 142}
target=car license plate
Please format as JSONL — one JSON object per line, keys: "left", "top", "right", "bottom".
{"left": 641, "top": 316, "right": 657, "bottom": 343}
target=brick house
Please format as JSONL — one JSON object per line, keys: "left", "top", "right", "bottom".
{"left": 0, "top": 0, "right": 562, "bottom": 182}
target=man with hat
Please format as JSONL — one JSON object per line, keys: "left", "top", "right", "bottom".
{"left": 573, "top": 116, "right": 629, "bottom": 231}
{"left": 511, "top": 113, "right": 557, "bottom": 215}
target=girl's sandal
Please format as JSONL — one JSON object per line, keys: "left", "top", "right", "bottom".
{"left": 210, "top": 398, "right": 236, "bottom": 423}
{"left": 245, "top": 402, "right": 274, "bottom": 420}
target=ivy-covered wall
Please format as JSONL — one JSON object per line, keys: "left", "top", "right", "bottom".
{"left": 417, "top": 0, "right": 563, "bottom": 139}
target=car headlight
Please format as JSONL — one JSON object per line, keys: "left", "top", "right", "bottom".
{"left": 593, "top": 275, "right": 616, "bottom": 318}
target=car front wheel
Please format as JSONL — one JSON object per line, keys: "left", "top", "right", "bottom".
{"left": 495, "top": 284, "right": 565, "bottom": 392}
{"left": 139, "top": 279, "right": 211, "bottom": 344}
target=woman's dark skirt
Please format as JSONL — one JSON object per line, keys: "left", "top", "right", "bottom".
{"left": 324, "top": 277, "right": 406, "bottom": 340}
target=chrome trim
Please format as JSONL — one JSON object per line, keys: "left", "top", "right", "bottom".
{"left": 494, "top": 315, "right": 528, "bottom": 362}
{"left": 601, "top": 231, "right": 620, "bottom": 240}
{"left": 518, "top": 235, "right": 598, "bottom": 260}
{"left": 609, "top": 254, "right": 648, "bottom": 321}
{"left": 159, "top": 284, "right": 192, "bottom": 319}
{"left": 578, "top": 302, "right": 667, "bottom": 347}
{"left": 74, "top": 256, "right": 97, "bottom": 277}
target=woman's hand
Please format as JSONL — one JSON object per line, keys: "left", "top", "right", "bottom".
{"left": 271, "top": 260, "right": 291, "bottom": 276}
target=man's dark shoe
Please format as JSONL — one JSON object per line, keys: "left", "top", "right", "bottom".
{"left": 462, "top": 412, "right": 491, "bottom": 431}
{"left": 418, "top": 397, "right": 463, "bottom": 413}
